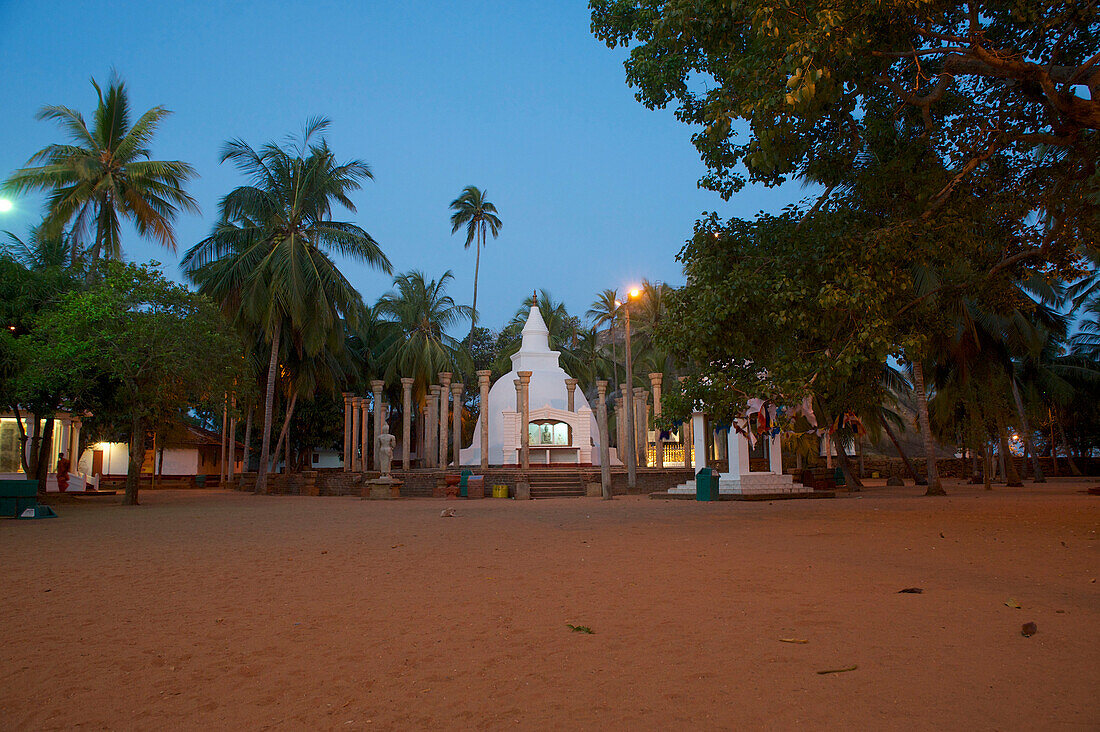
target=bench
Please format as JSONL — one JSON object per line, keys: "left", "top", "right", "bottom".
{"left": 1, "top": 479, "right": 40, "bottom": 518}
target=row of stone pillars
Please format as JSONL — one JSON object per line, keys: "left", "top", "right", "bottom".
{"left": 342, "top": 381, "right": 386, "bottom": 472}
{"left": 606, "top": 372, "right": 687, "bottom": 471}
{"left": 343, "top": 370, "right": 494, "bottom": 471}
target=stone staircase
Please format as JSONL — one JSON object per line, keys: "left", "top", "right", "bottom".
{"left": 527, "top": 469, "right": 586, "bottom": 499}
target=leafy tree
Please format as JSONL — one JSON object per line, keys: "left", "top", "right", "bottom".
{"left": 182, "top": 117, "right": 391, "bottom": 494}
{"left": 5, "top": 73, "right": 198, "bottom": 266}
{"left": 449, "top": 185, "right": 502, "bottom": 340}
{"left": 27, "top": 261, "right": 245, "bottom": 504}
{"left": 0, "top": 226, "right": 85, "bottom": 482}
{"left": 590, "top": 0, "right": 1098, "bottom": 269}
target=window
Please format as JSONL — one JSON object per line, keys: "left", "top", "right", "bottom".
{"left": 529, "top": 420, "right": 570, "bottom": 446}
{"left": 312, "top": 453, "right": 319, "bottom": 464}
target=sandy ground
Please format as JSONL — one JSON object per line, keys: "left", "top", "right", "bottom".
{"left": 1, "top": 479, "right": 1098, "bottom": 730}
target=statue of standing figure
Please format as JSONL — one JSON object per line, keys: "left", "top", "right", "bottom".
{"left": 377, "top": 420, "right": 396, "bottom": 477}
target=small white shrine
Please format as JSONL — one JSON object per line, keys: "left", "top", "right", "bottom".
{"left": 460, "top": 304, "right": 604, "bottom": 466}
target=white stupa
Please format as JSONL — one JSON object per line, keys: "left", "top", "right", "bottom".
{"left": 460, "top": 304, "right": 607, "bottom": 466}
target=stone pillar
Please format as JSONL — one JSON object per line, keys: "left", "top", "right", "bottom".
{"left": 691, "top": 412, "right": 708, "bottom": 470}
{"left": 678, "top": 378, "right": 692, "bottom": 470}
{"left": 518, "top": 371, "right": 532, "bottom": 470}
{"left": 350, "top": 397, "right": 362, "bottom": 471}
{"left": 426, "top": 386, "right": 440, "bottom": 468}
{"left": 371, "top": 379, "right": 385, "bottom": 471}
{"left": 70, "top": 416, "right": 83, "bottom": 464}
{"left": 615, "top": 396, "right": 624, "bottom": 456}
{"left": 477, "top": 370, "right": 491, "bottom": 469}
{"left": 342, "top": 392, "right": 353, "bottom": 471}
{"left": 634, "top": 387, "right": 647, "bottom": 468}
{"left": 769, "top": 432, "right": 783, "bottom": 474}
{"left": 360, "top": 398, "right": 369, "bottom": 473}
{"left": 514, "top": 378, "right": 522, "bottom": 410}
{"left": 728, "top": 426, "right": 750, "bottom": 477}
{"left": 451, "top": 382, "right": 463, "bottom": 467}
{"left": 565, "top": 379, "right": 579, "bottom": 412}
{"left": 596, "top": 381, "right": 611, "bottom": 498}
{"left": 400, "top": 378, "right": 413, "bottom": 471}
{"left": 438, "top": 372, "right": 452, "bottom": 468}
{"left": 619, "top": 383, "right": 634, "bottom": 476}
{"left": 648, "top": 373, "right": 663, "bottom": 469}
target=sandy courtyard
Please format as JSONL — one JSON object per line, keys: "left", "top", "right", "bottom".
{"left": 2, "top": 480, "right": 1098, "bottom": 730}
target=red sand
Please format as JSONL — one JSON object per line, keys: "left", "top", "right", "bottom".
{"left": 2, "top": 479, "right": 1098, "bottom": 729}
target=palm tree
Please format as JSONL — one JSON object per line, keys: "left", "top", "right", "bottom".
{"left": 5, "top": 73, "right": 197, "bottom": 267}
{"left": 2, "top": 226, "right": 75, "bottom": 271}
{"left": 375, "top": 270, "right": 472, "bottom": 403}
{"left": 449, "top": 186, "right": 501, "bottom": 340}
{"left": 587, "top": 288, "right": 621, "bottom": 384}
{"left": 182, "top": 117, "right": 391, "bottom": 494}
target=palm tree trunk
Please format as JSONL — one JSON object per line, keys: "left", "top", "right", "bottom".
{"left": 912, "top": 360, "right": 944, "bottom": 495}
{"left": 255, "top": 319, "right": 281, "bottom": 495}
{"left": 1010, "top": 379, "right": 1044, "bottom": 482}
{"left": 834, "top": 438, "right": 863, "bottom": 489}
{"left": 878, "top": 413, "right": 923, "bottom": 484}
{"left": 468, "top": 225, "right": 482, "bottom": 342}
{"left": 1047, "top": 411, "right": 1059, "bottom": 476}
{"left": 998, "top": 414, "right": 1022, "bottom": 486}
{"left": 270, "top": 391, "right": 299, "bottom": 472}
{"left": 1053, "top": 413, "right": 1082, "bottom": 476}
{"left": 242, "top": 404, "right": 253, "bottom": 474}
{"left": 982, "top": 443, "right": 992, "bottom": 490}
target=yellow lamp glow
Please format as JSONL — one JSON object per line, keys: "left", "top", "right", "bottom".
{"left": 629, "top": 288, "right": 641, "bottom": 299}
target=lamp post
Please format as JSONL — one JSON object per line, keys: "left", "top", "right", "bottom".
{"left": 617, "top": 289, "right": 640, "bottom": 490}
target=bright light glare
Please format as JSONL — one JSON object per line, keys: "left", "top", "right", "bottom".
{"left": 614, "top": 300, "right": 622, "bottom": 308}
{"left": 0, "top": 199, "right": 12, "bottom": 213}
{"left": 629, "top": 288, "right": 641, "bottom": 298}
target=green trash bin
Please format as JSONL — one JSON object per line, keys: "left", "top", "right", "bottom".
{"left": 195, "top": 474, "right": 207, "bottom": 488}
{"left": 459, "top": 469, "right": 473, "bottom": 498}
{"left": 696, "top": 467, "right": 719, "bottom": 501}
{"left": 833, "top": 466, "right": 846, "bottom": 487}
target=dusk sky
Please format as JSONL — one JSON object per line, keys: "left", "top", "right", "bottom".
{"left": 1, "top": 1, "right": 808, "bottom": 331}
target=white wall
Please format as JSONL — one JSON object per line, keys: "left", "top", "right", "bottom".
{"left": 310, "top": 449, "right": 343, "bottom": 469}
{"left": 156, "top": 449, "right": 199, "bottom": 475}
{"left": 78, "top": 442, "right": 129, "bottom": 476}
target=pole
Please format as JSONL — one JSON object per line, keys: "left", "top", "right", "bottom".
{"left": 623, "top": 306, "right": 636, "bottom": 490}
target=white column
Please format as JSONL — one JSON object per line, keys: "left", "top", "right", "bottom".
{"left": 477, "top": 370, "right": 491, "bottom": 469}
{"left": 691, "top": 412, "right": 707, "bottom": 470}
{"left": 727, "top": 427, "right": 750, "bottom": 477}
{"left": 769, "top": 433, "right": 783, "bottom": 474}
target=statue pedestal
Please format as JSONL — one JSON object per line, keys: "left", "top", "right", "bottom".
{"left": 362, "top": 476, "right": 401, "bottom": 499}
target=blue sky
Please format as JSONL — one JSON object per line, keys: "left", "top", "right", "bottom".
{"left": 1, "top": 1, "right": 807, "bottom": 331}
